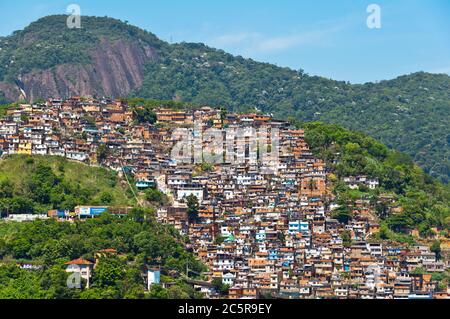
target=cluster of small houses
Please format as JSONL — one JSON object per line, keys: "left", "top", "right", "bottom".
{"left": 0, "top": 97, "right": 448, "bottom": 299}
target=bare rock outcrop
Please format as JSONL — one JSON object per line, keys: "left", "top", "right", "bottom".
{"left": 0, "top": 37, "right": 157, "bottom": 102}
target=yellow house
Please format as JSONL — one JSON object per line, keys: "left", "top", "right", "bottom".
{"left": 18, "top": 142, "right": 32, "bottom": 155}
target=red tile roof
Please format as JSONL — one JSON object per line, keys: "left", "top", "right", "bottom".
{"left": 65, "top": 258, "right": 93, "bottom": 265}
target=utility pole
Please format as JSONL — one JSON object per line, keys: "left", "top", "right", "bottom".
{"left": 86, "top": 266, "right": 90, "bottom": 289}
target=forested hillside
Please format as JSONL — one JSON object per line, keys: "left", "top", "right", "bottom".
{"left": 0, "top": 211, "right": 205, "bottom": 299}
{"left": 136, "top": 43, "right": 450, "bottom": 183}
{"left": 0, "top": 15, "right": 448, "bottom": 183}
{"left": 0, "top": 155, "right": 205, "bottom": 299}
{"left": 0, "top": 155, "right": 134, "bottom": 216}
{"left": 302, "top": 122, "right": 450, "bottom": 241}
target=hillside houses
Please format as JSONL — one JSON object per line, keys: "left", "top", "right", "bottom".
{"left": 0, "top": 97, "right": 448, "bottom": 299}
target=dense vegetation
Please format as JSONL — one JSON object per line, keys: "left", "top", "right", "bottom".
{"left": 0, "top": 15, "right": 165, "bottom": 82}
{"left": 0, "top": 15, "right": 449, "bottom": 183}
{"left": 0, "top": 92, "right": 9, "bottom": 105}
{"left": 0, "top": 155, "right": 205, "bottom": 299}
{"left": 0, "top": 103, "right": 13, "bottom": 117}
{"left": 136, "top": 42, "right": 450, "bottom": 183}
{"left": 0, "top": 210, "right": 205, "bottom": 299}
{"left": 302, "top": 122, "right": 450, "bottom": 241}
{"left": 124, "top": 97, "right": 193, "bottom": 125}
{"left": 0, "top": 155, "right": 134, "bottom": 215}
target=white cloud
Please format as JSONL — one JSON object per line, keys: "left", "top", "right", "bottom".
{"left": 214, "top": 32, "right": 261, "bottom": 46}
{"left": 255, "top": 32, "right": 323, "bottom": 52}
{"left": 210, "top": 27, "right": 341, "bottom": 54}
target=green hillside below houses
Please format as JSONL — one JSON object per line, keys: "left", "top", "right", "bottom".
{"left": 0, "top": 154, "right": 134, "bottom": 215}
{"left": 0, "top": 210, "right": 206, "bottom": 299}
{"left": 302, "top": 122, "right": 450, "bottom": 242}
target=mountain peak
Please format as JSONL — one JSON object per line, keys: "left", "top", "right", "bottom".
{"left": 0, "top": 15, "right": 449, "bottom": 183}
{"left": 0, "top": 15, "right": 167, "bottom": 101}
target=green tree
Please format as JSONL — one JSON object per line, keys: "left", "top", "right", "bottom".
{"left": 186, "top": 194, "right": 199, "bottom": 224}
{"left": 0, "top": 180, "right": 14, "bottom": 199}
{"left": 96, "top": 144, "right": 109, "bottom": 164}
{"left": 430, "top": 240, "right": 442, "bottom": 260}
{"left": 166, "top": 285, "right": 190, "bottom": 299}
{"left": 212, "top": 277, "right": 229, "bottom": 295}
{"left": 145, "top": 188, "right": 166, "bottom": 205}
{"left": 99, "top": 192, "right": 113, "bottom": 205}
{"left": 147, "top": 284, "right": 169, "bottom": 299}
{"left": 40, "top": 265, "right": 79, "bottom": 299}
{"left": 332, "top": 206, "right": 353, "bottom": 225}
{"left": 93, "top": 255, "right": 125, "bottom": 288}
{"left": 375, "top": 201, "right": 390, "bottom": 219}
{"left": 387, "top": 214, "right": 411, "bottom": 233}
{"left": 340, "top": 230, "right": 352, "bottom": 248}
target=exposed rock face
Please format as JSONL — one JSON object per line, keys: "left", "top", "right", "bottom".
{"left": 1, "top": 38, "right": 157, "bottom": 102}
{"left": 0, "top": 82, "right": 19, "bottom": 101}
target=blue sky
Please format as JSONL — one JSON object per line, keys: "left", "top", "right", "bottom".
{"left": 0, "top": 0, "right": 449, "bottom": 83}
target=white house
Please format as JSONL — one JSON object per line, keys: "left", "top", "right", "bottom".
{"left": 147, "top": 268, "right": 161, "bottom": 291}
{"left": 65, "top": 258, "right": 94, "bottom": 289}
